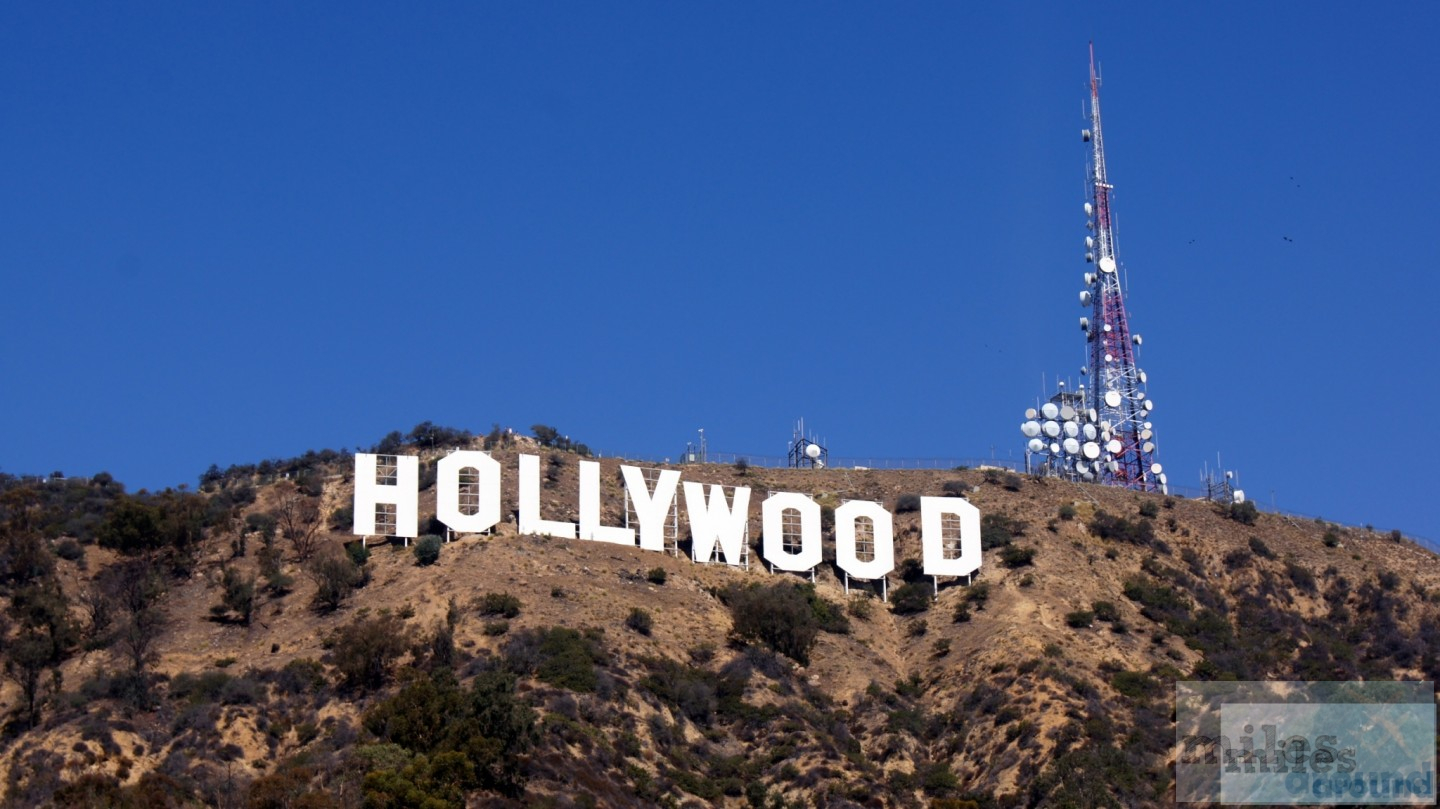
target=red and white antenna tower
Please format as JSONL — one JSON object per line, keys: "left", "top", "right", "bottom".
{"left": 1080, "top": 44, "right": 1162, "bottom": 491}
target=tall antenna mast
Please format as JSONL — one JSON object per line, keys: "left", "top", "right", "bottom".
{"left": 1080, "top": 43, "right": 1161, "bottom": 491}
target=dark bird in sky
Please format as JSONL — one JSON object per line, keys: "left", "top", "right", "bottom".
{"left": 1283, "top": 236, "right": 1294, "bottom": 242}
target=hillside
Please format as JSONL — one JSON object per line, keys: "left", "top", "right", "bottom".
{"left": 2, "top": 430, "right": 1439, "bottom": 808}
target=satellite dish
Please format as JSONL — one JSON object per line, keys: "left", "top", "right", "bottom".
{"left": 1084, "top": 202, "right": 1093, "bottom": 216}
{"left": 1025, "top": 407, "right": 1037, "bottom": 419}
{"left": 1081, "top": 472, "right": 1095, "bottom": 481}
{"left": 1080, "top": 317, "right": 1090, "bottom": 332}
{"left": 1106, "top": 439, "right": 1123, "bottom": 454}
{"left": 1088, "top": 408, "right": 1099, "bottom": 422}
{"left": 1085, "top": 236, "right": 1094, "bottom": 249}
{"left": 1232, "top": 490, "right": 1246, "bottom": 504}
{"left": 1021, "top": 421, "right": 1041, "bottom": 437}
{"left": 805, "top": 443, "right": 821, "bottom": 460}
{"left": 1143, "top": 421, "right": 1152, "bottom": 430}
{"left": 1083, "top": 424, "right": 1097, "bottom": 440}
{"left": 1042, "top": 420, "right": 1061, "bottom": 438}
{"left": 1103, "top": 323, "right": 1112, "bottom": 333}
{"left": 1080, "top": 366, "right": 1088, "bottom": 375}
{"left": 1083, "top": 272, "right": 1095, "bottom": 285}
{"left": 1142, "top": 441, "right": 1154, "bottom": 453}
{"left": 1041, "top": 402, "right": 1059, "bottom": 419}
{"left": 1082, "top": 441, "right": 1100, "bottom": 459}
{"left": 1138, "top": 371, "right": 1147, "bottom": 383}
{"left": 1225, "top": 471, "right": 1234, "bottom": 480}
{"left": 1104, "top": 390, "right": 1122, "bottom": 408}
{"left": 1079, "top": 290, "right": 1091, "bottom": 306}
{"left": 1139, "top": 429, "right": 1152, "bottom": 440}
{"left": 1028, "top": 438, "right": 1045, "bottom": 453}
{"left": 1063, "top": 421, "right": 1079, "bottom": 438}
{"left": 1049, "top": 442, "right": 1061, "bottom": 454}
{"left": 814, "top": 459, "right": 825, "bottom": 469}
{"left": 1151, "top": 463, "right": 1163, "bottom": 475}
{"left": 1108, "top": 461, "right": 1120, "bottom": 473}
{"left": 1060, "top": 404, "right": 1077, "bottom": 420}
{"left": 1143, "top": 400, "right": 1154, "bottom": 412}
{"left": 1098, "top": 256, "right": 1117, "bottom": 274}
{"left": 1104, "top": 353, "right": 1114, "bottom": 363}
{"left": 1082, "top": 129, "right": 1092, "bottom": 142}
{"left": 1157, "top": 473, "right": 1167, "bottom": 485}
{"left": 1062, "top": 438, "right": 1081, "bottom": 455}
{"left": 1086, "top": 252, "right": 1095, "bottom": 263}
{"left": 1076, "top": 461, "right": 1089, "bottom": 474}
{"left": 1133, "top": 334, "right": 1143, "bottom": 346}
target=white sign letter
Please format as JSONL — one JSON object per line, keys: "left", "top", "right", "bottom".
{"left": 921, "top": 496, "right": 981, "bottom": 577}
{"left": 436, "top": 451, "right": 501, "bottom": 534}
{"left": 761, "top": 492, "right": 822, "bottom": 572}
{"left": 683, "top": 482, "right": 751, "bottom": 565}
{"left": 353, "top": 453, "right": 418, "bottom": 538}
{"left": 620, "top": 465, "right": 681, "bottom": 552}
{"left": 834, "top": 500, "right": 895, "bottom": 581}
{"left": 579, "top": 461, "right": 636, "bottom": 545}
{"left": 518, "top": 454, "right": 576, "bottom": 539}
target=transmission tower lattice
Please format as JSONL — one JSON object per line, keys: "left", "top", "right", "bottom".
{"left": 1079, "top": 44, "right": 1161, "bottom": 492}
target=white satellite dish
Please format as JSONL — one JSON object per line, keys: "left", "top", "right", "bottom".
{"left": 1079, "top": 317, "right": 1090, "bottom": 332}
{"left": 1076, "top": 461, "right": 1089, "bottom": 474}
{"left": 1139, "top": 429, "right": 1152, "bottom": 440}
{"left": 1063, "top": 421, "right": 1079, "bottom": 438}
{"left": 1049, "top": 442, "right": 1061, "bottom": 454}
{"left": 1142, "top": 441, "right": 1154, "bottom": 453}
{"left": 1084, "top": 272, "right": 1096, "bottom": 285}
{"left": 1143, "top": 421, "right": 1152, "bottom": 430}
{"left": 1041, "top": 402, "right": 1059, "bottom": 419}
{"left": 1079, "top": 290, "right": 1091, "bottom": 306}
{"left": 1150, "top": 463, "right": 1163, "bottom": 475}
{"left": 1086, "top": 252, "right": 1094, "bottom": 263}
{"left": 1225, "top": 471, "right": 1234, "bottom": 480}
{"left": 1082, "top": 472, "right": 1095, "bottom": 481}
{"left": 1083, "top": 424, "right": 1097, "bottom": 440}
{"left": 1022, "top": 421, "right": 1042, "bottom": 437}
{"left": 1063, "top": 438, "right": 1081, "bottom": 455}
{"left": 1106, "top": 439, "right": 1123, "bottom": 454}
{"left": 1080, "top": 366, "right": 1088, "bottom": 375}
{"left": 1082, "top": 441, "right": 1100, "bottom": 459}
{"left": 805, "top": 443, "right": 821, "bottom": 460}
{"left": 1099, "top": 256, "right": 1117, "bottom": 273}
{"left": 1025, "top": 407, "right": 1037, "bottom": 419}
{"left": 1088, "top": 408, "right": 1099, "bottom": 423}
{"left": 1104, "top": 353, "right": 1114, "bottom": 363}
{"left": 1108, "top": 461, "right": 1120, "bottom": 473}
{"left": 1158, "top": 473, "right": 1167, "bottom": 485}
{"left": 1084, "top": 202, "right": 1093, "bottom": 217}
{"left": 1060, "top": 404, "right": 1077, "bottom": 420}
{"left": 1139, "top": 371, "right": 1147, "bottom": 383}
{"left": 1103, "top": 323, "right": 1112, "bottom": 332}
{"left": 1042, "top": 420, "right": 1061, "bottom": 438}
{"left": 1028, "top": 438, "right": 1045, "bottom": 453}
{"left": 1143, "top": 400, "right": 1154, "bottom": 412}
{"left": 1085, "top": 236, "right": 1094, "bottom": 249}
{"left": 814, "top": 459, "right": 825, "bottom": 469}
{"left": 1104, "top": 390, "right": 1122, "bottom": 408}
{"left": 1133, "top": 334, "right": 1143, "bottom": 346}
{"left": 1232, "top": 490, "right": 1246, "bottom": 504}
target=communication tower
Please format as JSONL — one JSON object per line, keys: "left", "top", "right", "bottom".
{"left": 787, "top": 419, "right": 828, "bottom": 469}
{"left": 1031, "top": 48, "right": 1163, "bottom": 492}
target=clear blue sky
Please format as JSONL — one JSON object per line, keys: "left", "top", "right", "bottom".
{"left": 3, "top": 4, "right": 1437, "bottom": 540}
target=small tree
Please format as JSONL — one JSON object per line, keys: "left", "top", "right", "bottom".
{"left": 895, "top": 494, "right": 922, "bottom": 514}
{"left": 890, "top": 582, "right": 933, "bottom": 615}
{"left": 726, "top": 583, "right": 819, "bottom": 665}
{"left": 211, "top": 566, "right": 257, "bottom": 626}
{"left": 625, "top": 608, "right": 653, "bottom": 636}
{"left": 308, "top": 546, "right": 364, "bottom": 612}
{"left": 1228, "top": 500, "right": 1259, "bottom": 526}
{"left": 330, "top": 613, "right": 409, "bottom": 691}
{"left": 275, "top": 483, "right": 323, "bottom": 561}
{"left": 414, "top": 535, "right": 443, "bottom": 566}
{"left": 646, "top": 567, "right": 667, "bottom": 585}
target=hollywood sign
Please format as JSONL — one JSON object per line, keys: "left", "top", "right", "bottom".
{"left": 352, "top": 452, "right": 981, "bottom": 579}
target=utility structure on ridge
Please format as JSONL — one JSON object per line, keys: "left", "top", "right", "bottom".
{"left": 1021, "top": 45, "right": 1165, "bottom": 493}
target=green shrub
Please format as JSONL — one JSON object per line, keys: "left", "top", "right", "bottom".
{"left": 964, "top": 581, "right": 991, "bottom": 609}
{"left": 533, "top": 628, "right": 605, "bottom": 692}
{"left": 483, "top": 620, "right": 510, "bottom": 636}
{"left": 346, "top": 541, "right": 370, "bottom": 566}
{"left": 625, "top": 608, "right": 653, "bottom": 636}
{"left": 308, "top": 549, "right": 364, "bottom": 612}
{"left": 55, "top": 539, "right": 85, "bottom": 562}
{"left": 1247, "top": 536, "right": 1275, "bottom": 560}
{"left": 645, "top": 567, "right": 667, "bottom": 585}
{"left": 477, "top": 592, "right": 521, "bottom": 619}
{"left": 1000, "top": 545, "right": 1035, "bottom": 568}
{"left": 953, "top": 603, "right": 972, "bottom": 623}
{"left": 981, "top": 514, "right": 1026, "bottom": 549}
{"left": 413, "top": 535, "right": 442, "bottom": 566}
{"left": 895, "top": 494, "right": 922, "bottom": 513}
{"left": 942, "top": 480, "right": 968, "bottom": 497}
{"left": 1091, "top": 600, "right": 1120, "bottom": 622}
{"left": 890, "top": 582, "right": 933, "bottom": 615}
{"left": 1322, "top": 530, "right": 1340, "bottom": 547}
{"left": 1065, "top": 610, "right": 1094, "bottom": 628}
{"left": 1138, "top": 500, "right": 1160, "bottom": 518}
{"left": 330, "top": 613, "right": 409, "bottom": 691}
{"left": 1088, "top": 510, "right": 1156, "bottom": 547}
{"left": 1057, "top": 504, "right": 1077, "bottom": 521}
{"left": 725, "top": 582, "right": 820, "bottom": 664}
{"left": 1229, "top": 500, "right": 1259, "bottom": 525}
{"left": 1001, "top": 473, "right": 1024, "bottom": 491}
{"left": 847, "top": 595, "right": 874, "bottom": 620}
